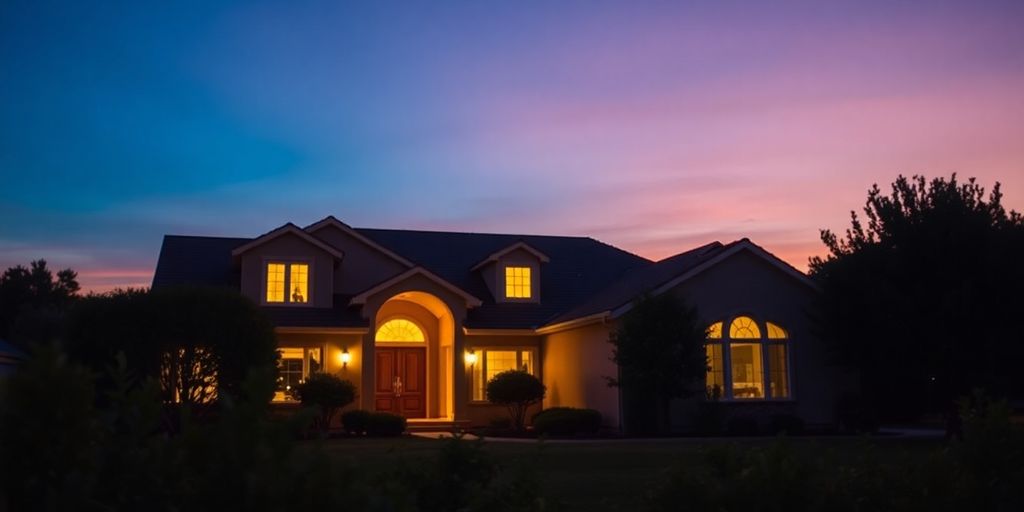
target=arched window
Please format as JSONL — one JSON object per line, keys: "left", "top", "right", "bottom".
{"left": 705, "top": 316, "right": 790, "bottom": 400}
{"left": 375, "top": 318, "right": 425, "bottom": 342}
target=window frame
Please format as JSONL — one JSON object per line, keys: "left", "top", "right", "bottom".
{"left": 704, "top": 315, "right": 794, "bottom": 402}
{"left": 503, "top": 265, "right": 533, "bottom": 300}
{"left": 272, "top": 345, "right": 325, "bottom": 403}
{"left": 468, "top": 346, "right": 539, "bottom": 403}
{"left": 261, "top": 258, "right": 314, "bottom": 307}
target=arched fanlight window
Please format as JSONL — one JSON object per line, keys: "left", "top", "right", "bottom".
{"left": 705, "top": 316, "right": 790, "bottom": 401}
{"left": 375, "top": 318, "right": 425, "bottom": 342}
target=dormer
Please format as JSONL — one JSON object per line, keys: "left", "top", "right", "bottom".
{"left": 231, "top": 223, "right": 345, "bottom": 308}
{"left": 471, "top": 241, "right": 549, "bottom": 303}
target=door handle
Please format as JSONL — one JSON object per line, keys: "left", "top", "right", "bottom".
{"left": 393, "top": 376, "right": 403, "bottom": 397}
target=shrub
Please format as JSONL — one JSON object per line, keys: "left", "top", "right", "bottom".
{"left": 692, "top": 401, "right": 725, "bottom": 435}
{"left": 293, "top": 373, "right": 357, "bottom": 433}
{"left": 768, "top": 413, "right": 805, "bottom": 436}
{"left": 532, "top": 407, "right": 602, "bottom": 436}
{"left": 486, "top": 370, "right": 546, "bottom": 431}
{"left": 725, "top": 415, "right": 759, "bottom": 436}
{"left": 341, "top": 409, "right": 372, "bottom": 435}
{"left": 836, "top": 392, "right": 879, "bottom": 433}
{"left": 367, "top": 412, "right": 406, "bottom": 437}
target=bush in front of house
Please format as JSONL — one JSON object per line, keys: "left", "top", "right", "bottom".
{"left": 367, "top": 412, "right": 407, "bottom": 437}
{"left": 341, "top": 409, "right": 372, "bottom": 435}
{"left": 293, "top": 373, "right": 357, "bottom": 433}
{"left": 725, "top": 415, "right": 759, "bottom": 436}
{"left": 486, "top": 370, "right": 546, "bottom": 431}
{"left": 532, "top": 407, "right": 602, "bottom": 436}
{"left": 768, "top": 413, "right": 805, "bottom": 435}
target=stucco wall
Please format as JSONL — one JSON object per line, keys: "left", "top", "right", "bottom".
{"left": 662, "top": 249, "right": 840, "bottom": 428}
{"left": 541, "top": 323, "right": 621, "bottom": 429}
{"left": 239, "top": 232, "right": 335, "bottom": 307}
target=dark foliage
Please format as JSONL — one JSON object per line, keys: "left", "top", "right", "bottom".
{"left": 810, "top": 175, "right": 1024, "bottom": 420}
{"left": 486, "top": 370, "right": 546, "bottom": 431}
{"left": 0, "top": 259, "right": 79, "bottom": 345}
{"left": 367, "top": 412, "right": 407, "bottom": 437}
{"left": 608, "top": 293, "right": 707, "bottom": 435}
{"left": 341, "top": 409, "right": 373, "bottom": 435}
{"left": 767, "top": 414, "right": 805, "bottom": 436}
{"left": 63, "top": 286, "right": 278, "bottom": 407}
{"left": 531, "top": 407, "right": 602, "bottom": 436}
{"left": 294, "top": 373, "right": 357, "bottom": 433}
{"left": 725, "top": 415, "right": 760, "bottom": 436}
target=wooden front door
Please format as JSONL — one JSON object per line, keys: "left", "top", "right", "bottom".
{"left": 374, "top": 347, "right": 426, "bottom": 418}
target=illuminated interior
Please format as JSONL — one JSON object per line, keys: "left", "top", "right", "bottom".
{"left": 705, "top": 316, "right": 790, "bottom": 400}
{"left": 289, "top": 263, "right": 308, "bottom": 303}
{"left": 273, "top": 346, "right": 322, "bottom": 402}
{"left": 375, "top": 318, "right": 426, "bottom": 342}
{"left": 505, "top": 266, "right": 532, "bottom": 298}
{"left": 265, "top": 262, "right": 309, "bottom": 304}
{"left": 266, "top": 263, "right": 286, "bottom": 303}
{"left": 471, "top": 348, "right": 535, "bottom": 401}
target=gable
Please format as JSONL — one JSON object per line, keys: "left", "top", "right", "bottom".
{"left": 309, "top": 222, "right": 411, "bottom": 295}
{"left": 237, "top": 231, "right": 337, "bottom": 307}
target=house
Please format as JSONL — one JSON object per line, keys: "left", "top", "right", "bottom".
{"left": 152, "top": 216, "right": 842, "bottom": 430}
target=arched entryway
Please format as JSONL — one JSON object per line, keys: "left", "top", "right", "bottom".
{"left": 373, "top": 291, "right": 455, "bottom": 419}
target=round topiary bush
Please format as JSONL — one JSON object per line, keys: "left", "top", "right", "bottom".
{"left": 486, "top": 370, "right": 546, "bottom": 431}
{"left": 341, "top": 409, "right": 373, "bottom": 435}
{"left": 293, "top": 373, "right": 357, "bottom": 433}
{"left": 532, "top": 407, "right": 602, "bottom": 436}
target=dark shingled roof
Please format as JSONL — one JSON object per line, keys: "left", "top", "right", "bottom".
{"left": 153, "top": 226, "right": 696, "bottom": 329}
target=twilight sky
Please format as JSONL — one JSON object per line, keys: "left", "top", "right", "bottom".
{"left": 2, "top": 0, "right": 1023, "bottom": 292}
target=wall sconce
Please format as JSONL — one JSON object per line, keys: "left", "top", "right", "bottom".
{"left": 339, "top": 349, "right": 351, "bottom": 368}
{"left": 464, "top": 350, "right": 477, "bottom": 366}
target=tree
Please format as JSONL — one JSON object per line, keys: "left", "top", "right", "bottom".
{"left": 608, "top": 293, "right": 707, "bottom": 435}
{"left": 810, "top": 174, "right": 1024, "bottom": 420}
{"left": 293, "top": 373, "right": 357, "bottom": 433}
{"left": 0, "top": 259, "right": 79, "bottom": 345}
{"left": 64, "top": 286, "right": 279, "bottom": 408}
{"left": 486, "top": 370, "right": 546, "bottom": 431}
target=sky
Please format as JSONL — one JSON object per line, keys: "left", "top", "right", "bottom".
{"left": 2, "top": 0, "right": 1023, "bottom": 292}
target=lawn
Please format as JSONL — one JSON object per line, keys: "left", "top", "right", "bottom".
{"left": 319, "top": 435, "right": 944, "bottom": 511}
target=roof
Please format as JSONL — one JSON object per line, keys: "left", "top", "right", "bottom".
{"left": 230, "top": 223, "right": 345, "bottom": 259}
{"left": 349, "top": 267, "right": 484, "bottom": 308}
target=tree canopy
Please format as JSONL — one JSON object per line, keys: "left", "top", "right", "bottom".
{"left": 0, "top": 260, "right": 79, "bottom": 345}
{"left": 608, "top": 292, "right": 707, "bottom": 434}
{"left": 810, "top": 174, "right": 1024, "bottom": 419}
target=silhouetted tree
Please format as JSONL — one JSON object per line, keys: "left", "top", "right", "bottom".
{"left": 0, "top": 259, "right": 79, "bottom": 345}
{"left": 486, "top": 370, "right": 546, "bottom": 431}
{"left": 810, "top": 174, "right": 1024, "bottom": 420}
{"left": 64, "top": 286, "right": 279, "bottom": 408}
{"left": 294, "top": 373, "right": 357, "bottom": 433}
{"left": 608, "top": 293, "right": 707, "bottom": 435}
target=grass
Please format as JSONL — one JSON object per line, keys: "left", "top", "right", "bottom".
{"left": 318, "top": 434, "right": 944, "bottom": 511}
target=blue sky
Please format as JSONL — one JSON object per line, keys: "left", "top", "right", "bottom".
{"left": 2, "top": 0, "right": 1023, "bottom": 290}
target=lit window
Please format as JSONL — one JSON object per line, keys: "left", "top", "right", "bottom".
{"left": 375, "top": 318, "right": 426, "bottom": 342}
{"left": 706, "top": 316, "right": 791, "bottom": 401}
{"left": 266, "top": 263, "right": 286, "bottom": 303}
{"left": 265, "top": 262, "right": 310, "bottom": 305}
{"left": 290, "top": 263, "right": 308, "bottom": 303}
{"left": 505, "top": 266, "right": 532, "bottom": 298}
{"left": 273, "top": 346, "right": 322, "bottom": 402}
{"left": 470, "top": 348, "right": 536, "bottom": 401}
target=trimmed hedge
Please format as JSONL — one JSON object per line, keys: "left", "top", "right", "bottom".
{"left": 340, "top": 410, "right": 407, "bottom": 436}
{"left": 341, "top": 409, "right": 372, "bottom": 435}
{"left": 532, "top": 407, "right": 602, "bottom": 436}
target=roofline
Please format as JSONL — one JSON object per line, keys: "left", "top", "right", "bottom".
{"left": 469, "top": 241, "right": 551, "bottom": 271}
{"left": 536, "top": 311, "right": 610, "bottom": 335}
{"left": 349, "top": 267, "right": 483, "bottom": 308}
{"left": 305, "top": 216, "right": 415, "bottom": 267}
{"left": 230, "top": 223, "right": 346, "bottom": 259}
{"left": 275, "top": 326, "right": 369, "bottom": 335}
{"left": 609, "top": 239, "right": 818, "bottom": 319}
{"left": 463, "top": 328, "right": 538, "bottom": 336}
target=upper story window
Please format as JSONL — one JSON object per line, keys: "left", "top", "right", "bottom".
{"left": 265, "top": 262, "right": 309, "bottom": 304}
{"left": 504, "top": 266, "right": 532, "bottom": 299}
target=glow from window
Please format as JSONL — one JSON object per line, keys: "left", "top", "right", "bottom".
{"left": 266, "top": 263, "right": 286, "bottom": 303}
{"left": 766, "top": 322, "right": 787, "bottom": 339}
{"left": 768, "top": 344, "right": 789, "bottom": 398}
{"left": 729, "top": 316, "right": 761, "bottom": 339}
{"left": 273, "top": 347, "right": 322, "bottom": 402}
{"left": 505, "top": 266, "right": 532, "bottom": 298}
{"left": 730, "top": 343, "right": 764, "bottom": 398}
{"left": 375, "top": 318, "right": 425, "bottom": 342}
{"left": 706, "top": 343, "right": 724, "bottom": 398}
{"left": 289, "top": 263, "right": 309, "bottom": 303}
{"left": 706, "top": 321, "right": 723, "bottom": 339}
{"left": 471, "top": 349, "right": 536, "bottom": 401}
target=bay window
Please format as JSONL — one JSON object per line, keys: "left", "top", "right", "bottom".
{"left": 705, "top": 316, "right": 791, "bottom": 400}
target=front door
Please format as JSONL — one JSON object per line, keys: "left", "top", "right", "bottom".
{"left": 374, "top": 347, "right": 426, "bottom": 418}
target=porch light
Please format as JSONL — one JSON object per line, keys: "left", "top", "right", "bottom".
{"left": 339, "top": 349, "right": 351, "bottom": 368}
{"left": 464, "top": 351, "right": 477, "bottom": 366}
